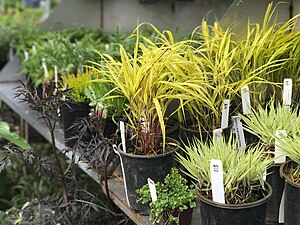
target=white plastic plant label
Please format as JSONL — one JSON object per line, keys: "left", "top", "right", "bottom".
{"left": 231, "top": 116, "right": 246, "bottom": 149}
{"left": 283, "top": 78, "right": 292, "bottom": 106}
{"left": 275, "top": 130, "right": 287, "bottom": 164}
{"left": 24, "top": 50, "right": 29, "bottom": 61}
{"left": 241, "top": 85, "right": 251, "bottom": 115}
{"left": 120, "top": 121, "right": 126, "bottom": 153}
{"left": 221, "top": 99, "right": 230, "bottom": 129}
{"left": 113, "top": 144, "right": 130, "bottom": 207}
{"left": 147, "top": 178, "right": 157, "bottom": 202}
{"left": 210, "top": 159, "right": 225, "bottom": 204}
{"left": 213, "top": 128, "right": 222, "bottom": 142}
{"left": 42, "top": 58, "right": 49, "bottom": 79}
{"left": 54, "top": 66, "right": 58, "bottom": 89}
{"left": 278, "top": 189, "right": 285, "bottom": 223}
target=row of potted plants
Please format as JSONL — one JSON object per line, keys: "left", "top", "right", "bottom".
{"left": 2, "top": 3, "right": 300, "bottom": 225}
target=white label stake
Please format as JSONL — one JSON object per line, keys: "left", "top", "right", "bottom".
{"left": 275, "top": 130, "right": 287, "bottom": 164}
{"left": 221, "top": 99, "right": 230, "bottom": 129}
{"left": 42, "top": 58, "right": 49, "bottom": 80}
{"left": 120, "top": 121, "right": 126, "bottom": 153}
{"left": 283, "top": 78, "right": 292, "bottom": 106}
{"left": 113, "top": 144, "right": 130, "bottom": 207}
{"left": 241, "top": 85, "right": 251, "bottom": 115}
{"left": 147, "top": 178, "right": 157, "bottom": 202}
{"left": 278, "top": 189, "right": 285, "bottom": 223}
{"left": 210, "top": 159, "right": 225, "bottom": 204}
{"left": 213, "top": 128, "right": 222, "bottom": 143}
{"left": 231, "top": 116, "right": 246, "bottom": 149}
{"left": 54, "top": 65, "right": 58, "bottom": 88}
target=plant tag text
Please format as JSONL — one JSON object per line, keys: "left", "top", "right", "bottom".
{"left": 221, "top": 99, "right": 230, "bottom": 129}
{"left": 213, "top": 128, "right": 222, "bottom": 142}
{"left": 231, "top": 116, "right": 246, "bottom": 149}
{"left": 283, "top": 78, "right": 292, "bottom": 106}
{"left": 241, "top": 85, "right": 251, "bottom": 115}
{"left": 147, "top": 178, "right": 157, "bottom": 202}
{"left": 210, "top": 159, "right": 225, "bottom": 204}
{"left": 275, "top": 130, "right": 287, "bottom": 164}
{"left": 120, "top": 121, "right": 126, "bottom": 153}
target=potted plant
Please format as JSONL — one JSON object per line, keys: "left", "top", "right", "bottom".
{"left": 240, "top": 100, "right": 300, "bottom": 223}
{"left": 90, "top": 24, "right": 192, "bottom": 212}
{"left": 136, "top": 168, "right": 196, "bottom": 225}
{"left": 177, "top": 136, "right": 273, "bottom": 225}
{"left": 276, "top": 134, "right": 300, "bottom": 225}
{"left": 60, "top": 69, "right": 93, "bottom": 147}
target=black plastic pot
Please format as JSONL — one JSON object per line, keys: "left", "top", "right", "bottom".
{"left": 61, "top": 101, "right": 91, "bottom": 148}
{"left": 197, "top": 182, "right": 272, "bottom": 225}
{"left": 266, "top": 163, "right": 285, "bottom": 224}
{"left": 280, "top": 160, "right": 300, "bottom": 225}
{"left": 117, "top": 138, "right": 179, "bottom": 213}
{"left": 179, "top": 123, "right": 231, "bottom": 146}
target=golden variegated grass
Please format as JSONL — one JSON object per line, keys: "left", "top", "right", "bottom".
{"left": 240, "top": 100, "right": 300, "bottom": 146}
{"left": 177, "top": 136, "right": 273, "bottom": 204}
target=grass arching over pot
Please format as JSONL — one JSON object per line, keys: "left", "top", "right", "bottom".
{"left": 177, "top": 136, "right": 273, "bottom": 204}
{"left": 240, "top": 100, "right": 300, "bottom": 148}
{"left": 276, "top": 135, "right": 300, "bottom": 184}
{"left": 90, "top": 24, "right": 203, "bottom": 155}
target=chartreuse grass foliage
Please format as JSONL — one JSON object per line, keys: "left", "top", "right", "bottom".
{"left": 177, "top": 136, "right": 273, "bottom": 204}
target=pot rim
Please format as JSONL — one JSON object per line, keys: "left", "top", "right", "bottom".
{"left": 279, "top": 160, "right": 300, "bottom": 188}
{"left": 197, "top": 182, "right": 273, "bottom": 209}
{"left": 117, "top": 137, "right": 179, "bottom": 159}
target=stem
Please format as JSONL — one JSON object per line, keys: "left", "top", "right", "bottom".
{"left": 48, "top": 119, "right": 70, "bottom": 218}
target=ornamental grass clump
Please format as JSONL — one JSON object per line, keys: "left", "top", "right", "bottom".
{"left": 90, "top": 23, "right": 205, "bottom": 155}
{"left": 177, "top": 136, "right": 273, "bottom": 204}
{"left": 275, "top": 135, "right": 300, "bottom": 184}
{"left": 240, "top": 100, "right": 300, "bottom": 147}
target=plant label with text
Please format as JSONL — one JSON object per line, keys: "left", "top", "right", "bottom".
{"left": 231, "top": 116, "right": 246, "bottom": 149}
{"left": 283, "top": 78, "right": 292, "bottom": 106}
{"left": 221, "top": 99, "right": 230, "bottom": 129}
{"left": 148, "top": 178, "right": 157, "bottom": 202}
{"left": 275, "top": 130, "right": 287, "bottom": 164}
{"left": 120, "top": 121, "right": 126, "bottom": 153}
{"left": 213, "top": 128, "right": 222, "bottom": 142}
{"left": 241, "top": 85, "right": 251, "bottom": 115}
{"left": 210, "top": 159, "right": 225, "bottom": 204}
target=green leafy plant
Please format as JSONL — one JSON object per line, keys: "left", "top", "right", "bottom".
{"left": 136, "top": 168, "right": 196, "bottom": 225}
{"left": 177, "top": 136, "right": 273, "bottom": 204}
{"left": 240, "top": 100, "right": 300, "bottom": 147}
{"left": 61, "top": 69, "right": 92, "bottom": 102}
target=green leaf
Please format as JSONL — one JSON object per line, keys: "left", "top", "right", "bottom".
{"left": 0, "top": 122, "right": 30, "bottom": 149}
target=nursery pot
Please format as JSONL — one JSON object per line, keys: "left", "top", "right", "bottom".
{"left": 280, "top": 160, "right": 300, "bottom": 225}
{"left": 117, "top": 138, "right": 179, "bottom": 213}
{"left": 266, "top": 163, "right": 285, "bottom": 224}
{"left": 197, "top": 182, "right": 272, "bottom": 225}
{"left": 61, "top": 101, "right": 91, "bottom": 148}
{"left": 179, "top": 122, "right": 231, "bottom": 146}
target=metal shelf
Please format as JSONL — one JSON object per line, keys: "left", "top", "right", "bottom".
{"left": 0, "top": 59, "right": 151, "bottom": 224}
{"left": 0, "top": 59, "right": 203, "bottom": 225}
